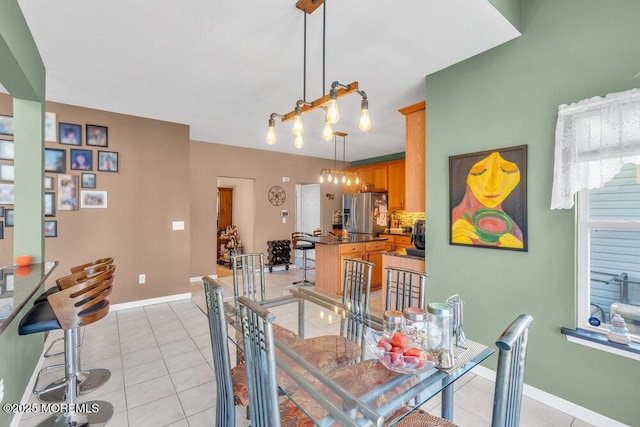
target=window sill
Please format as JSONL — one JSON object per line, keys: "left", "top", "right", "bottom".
{"left": 561, "top": 327, "right": 640, "bottom": 361}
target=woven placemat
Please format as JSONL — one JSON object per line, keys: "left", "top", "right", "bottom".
{"left": 438, "top": 339, "right": 489, "bottom": 374}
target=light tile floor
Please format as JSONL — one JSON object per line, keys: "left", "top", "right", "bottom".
{"left": 19, "top": 264, "right": 594, "bottom": 427}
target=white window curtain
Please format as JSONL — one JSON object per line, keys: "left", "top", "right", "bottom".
{"left": 551, "top": 88, "right": 640, "bottom": 209}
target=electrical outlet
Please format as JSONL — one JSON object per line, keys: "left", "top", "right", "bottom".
{"left": 139, "top": 274, "right": 146, "bottom": 284}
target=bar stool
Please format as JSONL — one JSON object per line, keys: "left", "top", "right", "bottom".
{"left": 291, "top": 232, "right": 314, "bottom": 285}
{"left": 18, "top": 265, "right": 115, "bottom": 426}
{"left": 36, "top": 263, "right": 115, "bottom": 402}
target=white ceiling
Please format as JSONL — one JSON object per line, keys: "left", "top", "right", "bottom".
{"left": 14, "top": 0, "right": 519, "bottom": 161}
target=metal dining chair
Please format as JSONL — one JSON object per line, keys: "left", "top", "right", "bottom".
{"left": 384, "top": 266, "right": 428, "bottom": 311}
{"left": 236, "top": 296, "right": 314, "bottom": 427}
{"left": 395, "top": 313, "right": 534, "bottom": 427}
{"left": 202, "top": 277, "right": 249, "bottom": 427}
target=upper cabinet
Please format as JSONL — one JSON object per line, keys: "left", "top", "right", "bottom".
{"left": 399, "top": 101, "right": 425, "bottom": 212}
{"left": 387, "top": 160, "right": 405, "bottom": 210}
{"left": 343, "top": 160, "right": 404, "bottom": 201}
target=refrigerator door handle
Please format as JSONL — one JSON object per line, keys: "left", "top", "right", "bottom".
{"left": 352, "top": 196, "right": 357, "bottom": 229}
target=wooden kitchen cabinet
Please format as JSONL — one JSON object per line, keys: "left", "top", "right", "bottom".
{"left": 364, "top": 241, "right": 386, "bottom": 289}
{"left": 372, "top": 164, "right": 388, "bottom": 191}
{"left": 379, "top": 233, "right": 414, "bottom": 252}
{"left": 387, "top": 160, "right": 405, "bottom": 210}
{"left": 399, "top": 101, "right": 425, "bottom": 212}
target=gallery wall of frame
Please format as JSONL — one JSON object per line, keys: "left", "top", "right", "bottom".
{"left": 1, "top": 111, "right": 119, "bottom": 240}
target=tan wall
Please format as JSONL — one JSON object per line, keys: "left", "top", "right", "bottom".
{"left": 1, "top": 94, "right": 192, "bottom": 304}
{"left": 189, "top": 141, "right": 344, "bottom": 277}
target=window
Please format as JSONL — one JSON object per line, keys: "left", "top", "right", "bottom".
{"left": 577, "top": 163, "right": 640, "bottom": 341}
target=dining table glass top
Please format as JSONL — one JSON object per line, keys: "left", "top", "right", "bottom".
{"left": 217, "top": 285, "right": 494, "bottom": 426}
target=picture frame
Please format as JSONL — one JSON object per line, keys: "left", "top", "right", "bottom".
{"left": 5, "top": 208, "right": 14, "bottom": 227}
{"left": 0, "top": 164, "right": 14, "bottom": 182}
{"left": 58, "top": 122, "right": 82, "bottom": 146}
{"left": 45, "top": 112, "right": 57, "bottom": 142}
{"left": 44, "top": 192, "right": 56, "bottom": 217}
{"left": 97, "top": 150, "right": 118, "bottom": 172}
{"left": 57, "top": 174, "right": 79, "bottom": 211}
{"left": 86, "top": 124, "right": 108, "bottom": 147}
{"left": 0, "top": 114, "right": 13, "bottom": 136}
{"left": 44, "top": 148, "right": 66, "bottom": 173}
{"left": 0, "top": 140, "right": 14, "bottom": 160}
{"left": 80, "top": 190, "right": 108, "bottom": 208}
{"left": 81, "top": 173, "right": 96, "bottom": 188}
{"left": 0, "top": 184, "right": 14, "bottom": 205}
{"left": 449, "top": 145, "right": 528, "bottom": 252}
{"left": 44, "top": 176, "right": 54, "bottom": 190}
{"left": 44, "top": 220, "right": 57, "bottom": 238}
{"left": 70, "top": 148, "right": 93, "bottom": 171}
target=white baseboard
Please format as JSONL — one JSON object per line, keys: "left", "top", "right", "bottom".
{"left": 471, "top": 366, "right": 628, "bottom": 427}
{"left": 190, "top": 274, "right": 216, "bottom": 283}
{"left": 109, "top": 293, "right": 191, "bottom": 311}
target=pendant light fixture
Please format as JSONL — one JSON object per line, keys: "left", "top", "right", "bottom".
{"left": 265, "top": 1, "right": 371, "bottom": 148}
{"left": 319, "top": 131, "right": 359, "bottom": 185}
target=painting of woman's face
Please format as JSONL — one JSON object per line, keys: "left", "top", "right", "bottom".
{"left": 466, "top": 152, "right": 521, "bottom": 208}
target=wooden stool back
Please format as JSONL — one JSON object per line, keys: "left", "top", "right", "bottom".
{"left": 48, "top": 265, "right": 115, "bottom": 330}
{"left": 56, "top": 262, "right": 114, "bottom": 290}
{"left": 69, "top": 257, "right": 114, "bottom": 274}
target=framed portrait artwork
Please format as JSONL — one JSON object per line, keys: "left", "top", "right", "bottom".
{"left": 0, "top": 140, "right": 14, "bottom": 160}
{"left": 70, "top": 148, "right": 92, "bottom": 171}
{"left": 44, "top": 148, "right": 66, "bottom": 173}
{"left": 45, "top": 112, "right": 57, "bottom": 142}
{"left": 44, "top": 192, "right": 56, "bottom": 217}
{"left": 80, "top": 190, "right": 108, "bottom": 208}
{"left": 0, "top": 164, "right": 14, "bottom": 182}
{"left": 449, "top": 145, "right": 528, "bottom": 252}
{"left": 44, "top": 220, "right": 57, "bottom": 238}
{"left": 5, "top": 209, "right": 14, "bottom": 227}
{"left": 0, "top": 114, "right": 13, "bottom": 136}
{"left": 81, "top": 173, "right": 96, "bottom": 188}
{"left": 58, "top": 122, "right": 82, "bottom": 146}
{"left": 44, "top": 176, "right": 54, "bottom": 190}
{"left": 0, "top": 184, "right": 14, "bottom": 205}
{"left": 98, "top": 150, "right": 118, "bottom": 172}
{"left": 86, "top": 124, "right": 108, "bottom": 147}
{"left": 57, "top": 174, "right": 79, "bottom": 211}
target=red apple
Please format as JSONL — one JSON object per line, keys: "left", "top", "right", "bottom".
{"left": 390, "top": 332, "right": 409, "bottom": 349}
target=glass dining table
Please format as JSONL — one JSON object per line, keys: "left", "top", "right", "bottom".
{"left": 221, "top": 285, "right": 494, "bottom": 426}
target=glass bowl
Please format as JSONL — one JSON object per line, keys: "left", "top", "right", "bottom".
{"left": 365, "top": 331, "right": 436, "bottom": 374}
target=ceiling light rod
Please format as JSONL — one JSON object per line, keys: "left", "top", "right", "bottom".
{"left": 281, "top": 81, "right": 359, "bottom": 122}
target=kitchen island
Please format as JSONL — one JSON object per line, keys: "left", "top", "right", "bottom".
{"left": 381, "top": 249, "right": 426, "bottom": 311}
{"left": 299, "top": 234, "right": 387, "bottom": 294}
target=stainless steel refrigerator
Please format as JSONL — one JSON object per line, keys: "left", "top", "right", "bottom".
{"left": 342, "top": 192, "right": 388, "bottom": 235}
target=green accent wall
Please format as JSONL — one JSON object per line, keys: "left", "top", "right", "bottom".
{"left": 351, "top": 152, "right": 405, "bottom": 167}
{"left": 0, "top": 2, "right": 46, "bottom": 426}
{"left": 488, "top": 0, "right": 523, "bottom": 32}
{"left": 425, "top": 1, "right": 640, "bottom": 424}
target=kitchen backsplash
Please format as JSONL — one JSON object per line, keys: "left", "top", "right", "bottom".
{"left": 389, "top": 211, "right": 425, "bottom": 229}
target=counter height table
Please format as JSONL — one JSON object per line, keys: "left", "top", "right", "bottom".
{"left": 216, "top": 282, "right": 494, "bottom": 426}
{"left": 0, "top": 262, "right": 58, "bottom": 336}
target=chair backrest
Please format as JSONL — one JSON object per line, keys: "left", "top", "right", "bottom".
{"left": 231, "top": 253, "right": 267, "bottom": 305}
{"left": 341, "top": 258, "right": 373, "bottom": 344}
{"left": 237, "top": 296, "right": 282, "bottom": 427}
{"left": 491, "top": 313, "right": 534, "bottom": 427}
{"left": 202, "top": 277, "right": 236, "bottom": 427}
{"left": 313, "top": 229, "right": 335, "bottom": 237}
{"left": 291, "top": 232, "right": 314, "bottom": 249}
{"left": 384, "top": 267, "right": 428, "bottom": 311}
{"left": 56, "top": 261, "right": 115, "bottom": 290}
{"left": 48, "top": 264, "right": 115, "bottom": 330}
{"left": 69, "top": 257, "right": 114, "bottom": 274}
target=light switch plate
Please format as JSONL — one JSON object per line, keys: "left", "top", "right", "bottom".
{"left": 172, "top": 221, "right": 185, "bottom": 230}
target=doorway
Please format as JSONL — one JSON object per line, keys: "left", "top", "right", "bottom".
{"left": 295, "top": 183, "right": 320, "bottom": 261}
{"left": 216, "top": 177, "right": 256, "bottom": 277}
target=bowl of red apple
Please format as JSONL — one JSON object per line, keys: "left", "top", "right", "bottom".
{"left": 365, "top": 330, "right": 437, "bottom": 374}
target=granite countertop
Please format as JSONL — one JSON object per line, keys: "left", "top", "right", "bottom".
{"left": 382, "top": 248, "right": 425, "bottom": 261}
{"left": 379, "top": 232, "right": 412, "bottom": 237}
{"left": 300, "top": 234, "right": 387, "bottom": 245}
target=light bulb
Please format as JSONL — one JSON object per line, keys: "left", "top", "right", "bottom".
{"left": 359, "top": 99, "right": 371, "bottom": 132}
{"left": 342, "top": 175, "right": 346, "bottom": 184}
{"left": 319, "top": 174, "right": 324, "bottom": 183}
{"left": 327, "top": 172, "right": 332, "bottom": 182}
{"left": 294, "top": 135, "right": 304, "bottom": 149}
{"left": 292, "top": 114, "right": 304, "bottom": 136}
{"left": 355, "top": 175, "right": 360, "bottom": 185}
{"left": 266, "top": 118, "right": 276, "bottom": 145}
{"left": 326, "top": 89, "right": 340, "bottom": 124}
{"left": 347, "top": 177, "right": 351, "bottom": 185}
{"left": 322, "top": 120, "right": 333, "bottom": 141}
{"left": 333, "top": 176, "right": 338, "bottom": 184}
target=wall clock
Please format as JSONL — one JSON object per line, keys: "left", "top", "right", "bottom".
{"left": 268, "top": 185, "right": 286, "bottom": 206}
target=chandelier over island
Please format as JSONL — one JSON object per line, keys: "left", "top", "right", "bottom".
{"left": 319, "top": 131, "right": 360, "bottom": 186}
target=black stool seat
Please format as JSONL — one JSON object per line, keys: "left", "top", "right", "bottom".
{"left": 33, "top": 287, "right": 59, "bottom": 305}
{"left": 19, "top": 303, "right": 60, "bottom": 335}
